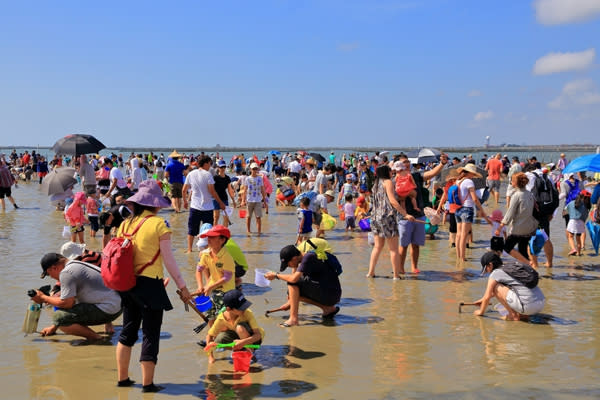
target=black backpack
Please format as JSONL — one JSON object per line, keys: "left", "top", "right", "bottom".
{"left": 532, "top": 173, "right": 559, "bottom": 216}
{"left": 502, "top": 263, "right": 539, "bottom": 289}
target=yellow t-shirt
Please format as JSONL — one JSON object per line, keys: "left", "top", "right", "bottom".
{"left": 207, "top": 309, "right": 265, "bottom": 339}
{"left": 198, "top": 246, "right": 235, "bottom": 292}
{"left": 117, "top": 210, "right": 171, "bottom": 279}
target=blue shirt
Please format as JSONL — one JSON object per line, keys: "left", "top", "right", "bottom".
{"left": 165, "top": 160, "right": 185, "bottom": 184}
{"left": 297, "top": 208, "right": 313, "bottom": 234}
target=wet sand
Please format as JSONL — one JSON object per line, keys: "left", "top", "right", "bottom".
{"left": 2, "top": 181, "right": 600, "bottom": 399}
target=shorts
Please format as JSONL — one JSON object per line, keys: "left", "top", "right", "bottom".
{"left": 345, "top": 216, "right": 356, "bottom": 229}
{"left": 313, "top": 211, "right": 323, "bottom": 227}
{"left": 567, "top": 219, "right": 585, "bottom": 235}
{"left": 506, "top": 290, "right": 545, "bottom": 315}
{"left": 487, "top": 179, "right": 501, "bottom": 191}
{"left": 53, "top": 303, "right": 122, "bottom": 327}
{"left": 214, "top": 322, "right": 261, "bottom": 344}
{"left": 88, "top": 215, "right": 99, "bottom": 232}
{"left": 247, "top": 201, "right": 262, "bottom": 218}
{"left": 0, "top": 186, "right": 12, "bottom": 199}
{"left": 504, "top": 234, "right": 531, "bottom": 260}
{"left": 371, "top": 214, "right": 398, "bottom": 238}
{"left": 235, "top": 264, "right": 247, "bottom": 278}
{"left": 170, "top": 182, "right": 183, "bottom": 198}
{"left": 455, "top": 206, "right": 475, "bottom": 224}
{"left": 213, "top": 199, "right": 228, "bottom": 210}
{"left": 288, "top": 276, "right": 339, "bottom": 306}
{"left": 448, "top": 212, "right": 457, "bottom": 233}
{"left": 207, "top": 290, "right": 225, "bottom": 320}
{"left": 70, "top": 225, "right": 84, "bottom": 233}
{"left": 490, "top": 236, "right": 505, "bottom": 251}
{"left": 188, "top": 208, "right": 214, "bottom": 236}
{"left": 398, "top": 216, "right": 426, "bottom": 247}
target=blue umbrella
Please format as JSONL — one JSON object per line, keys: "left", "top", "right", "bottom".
{"left": 267, "top": 150, "right": 281, "bottom": 156}
{"left": 586, "top": 221, "right": 600, "bottom": 255}
{"left": 562, "top": 154, "right": 600, "bottom": 174}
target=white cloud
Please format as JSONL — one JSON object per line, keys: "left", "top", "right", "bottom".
{"left": 337, "top": 42, "right": 360, "bottom": 52}
{"left": 473, "top": 110, "right": 494, "bottom": 122}
{"left": 548, "top": 79, "right": 600, "bottom": 109}
{"left": 467, "top": 90, "right": 482, "bottom": 97}
{"left": 534, "top": 0, "right": 600, "bottom": 25}
{"left": 533, "top": 48, "right": 595, "bottom": 75}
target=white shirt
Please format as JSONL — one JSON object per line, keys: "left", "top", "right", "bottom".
{"left": 185, "top": 168, "right": 215, "bottom": 211}
{"left": 109, "top": 167, "right": 127, "bottom": 194}
{"left": 458, "top": 178, "right": 475, "bottom": 208}
{"left": 288, "top": 160, "right": 302, "bottom": 174}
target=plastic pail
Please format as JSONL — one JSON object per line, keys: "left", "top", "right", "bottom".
{"left": 239, "top": 209, "right": 247, "bottom": 218}
{"left": 195, "top": 296, "right": 213, "bottom": 312}
{"left": 254, "top": 268, "right": 271, "bottom": 287}
{"left": 232, "top": 350, "right": 252, "bottom": 373}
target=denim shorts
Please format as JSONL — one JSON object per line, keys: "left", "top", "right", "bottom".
{"left": 455, "top": 206, "right": 474, "bottom": 224}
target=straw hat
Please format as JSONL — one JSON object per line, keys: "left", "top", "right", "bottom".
{"left": 324, "top": 190, "right": 335, "bottom": 198}
{"left": 457, "top": 163, "right": 482, "bottom": 178}
{"left": 305, "top": 158, "right": 316, "bottom": 166}
{"left": 126, "top": 180, "right": 171, "bottom": 208}
{"left": 169, "top": 150, "right": 182, "bottom": 158}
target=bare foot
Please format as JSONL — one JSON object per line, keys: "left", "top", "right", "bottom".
{"left": 104, "top": 323, "right": 115, "bottom": 334}
{"left": 184, "top": 249, "right": 193, "bottom": 254}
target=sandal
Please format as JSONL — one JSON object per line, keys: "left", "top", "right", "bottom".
{"left": 568, "top": 250, "right": 577, "bottom": 256}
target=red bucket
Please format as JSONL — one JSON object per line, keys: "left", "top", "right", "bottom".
{"left": 232, "top": 350, "right": 252, "bottom": 373}
{"left": 238, "top": 209, "right": 247, "bottom": 218}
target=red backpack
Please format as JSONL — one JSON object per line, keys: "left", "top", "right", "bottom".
{"left": 101, "top": 216, "right": 160, "bottom": 292}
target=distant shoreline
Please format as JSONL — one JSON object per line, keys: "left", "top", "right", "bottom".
{"left": 2, "top": 144, "right": 599, "bottom": 154}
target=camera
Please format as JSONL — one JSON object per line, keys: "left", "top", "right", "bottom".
{"left": 27, "top": 285, "right": 51, "bottom": 298}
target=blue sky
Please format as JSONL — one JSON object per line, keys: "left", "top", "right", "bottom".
{"left": 1, "top": 0, "right": 599, "bottom": 148}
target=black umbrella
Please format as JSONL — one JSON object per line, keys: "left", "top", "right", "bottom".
{"left": 52, "top": 134, "right": 106, "bottom": 157}
{"left": 407, "top": 148, "right": 441, "bottom": 164}
{"left": 440, "top": 163, "right": 488, "bottom": 189}
{"left": 309, "top": 152, "right": 326, "bottom": 163}
{"left": 41, "top": 167, "right": 78, "bottom": 195}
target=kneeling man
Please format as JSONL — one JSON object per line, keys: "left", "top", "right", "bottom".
{"left": 33, "top": 252, "right": 122, "bottom": 340}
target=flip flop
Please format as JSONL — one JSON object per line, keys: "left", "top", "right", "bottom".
{"left": 568, "top": 250, "right": 577, "bottom": 256}
{"left": 279, "top": 322, "right": 295, "bottom": 328}
{"left": 322, "top": 306, "right": 340, "bottom": 319}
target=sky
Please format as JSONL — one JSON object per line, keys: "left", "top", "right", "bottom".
{"left": 1, "top": 0, "right": 599, "bottom": 148}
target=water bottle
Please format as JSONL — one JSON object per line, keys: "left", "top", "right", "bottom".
{"left": 22, "top": 302, "right": 42, "bottom": 334}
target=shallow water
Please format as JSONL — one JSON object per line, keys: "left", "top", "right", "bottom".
{"left": 1, "top": 182, "right": 600, "bottom": 399}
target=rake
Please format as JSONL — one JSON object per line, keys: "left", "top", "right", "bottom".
{"left": 177, "top": 290, "right": 209, "bottom": 334}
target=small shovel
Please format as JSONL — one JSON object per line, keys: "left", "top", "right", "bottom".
{"left": 177, "top": 290, "right": 209, "bottom": 333}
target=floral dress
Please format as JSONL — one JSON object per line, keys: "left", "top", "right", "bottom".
{"left": 370, "top": 179, "right": 399, "bottom": 238}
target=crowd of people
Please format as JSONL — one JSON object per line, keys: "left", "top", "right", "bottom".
{"left": 5, "top": 147, "right": 600, "bottom": 392}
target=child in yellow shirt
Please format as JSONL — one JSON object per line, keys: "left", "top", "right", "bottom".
{"left": 204, "top": 289, "right": 264, "bottom": 363}
{"left": 195, "top": 225, "right": 235, "bottom": 324}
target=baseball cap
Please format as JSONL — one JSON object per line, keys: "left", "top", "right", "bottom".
{"left": 280, "top": 245, "right": 301, "bottom": 272}
{"left": 40, "top": 253, "right": 63, "bottom": 278}
{"left": 250, "top": 162, "right": 259, "bottom": 169}
{"left": 216, "top": 159, "right": 226, "bottom": 168}
{"left": 480, "top": 251, "right": 502, "bottom": 273}
{"left": 222, "top": 289, "right": 252, "bottom": 311}
{"left": 199, "top": 224, "right": 231, "bottom": 239}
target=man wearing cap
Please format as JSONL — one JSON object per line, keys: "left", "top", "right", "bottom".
{"left": 265, "top": 244, "right": 341, "bottom": 327}
{"left": 240, "top": 162, "right": 266, "bottom": 235}
{"left": 32, "top": 251, "right": 122, "bottom": 340}
{"left": 183, "top": 155, "right": 224, "bottom": 252}
{"left": 164, "top": 150, "right": 186, "bottom": 213}
{"left": 213, "top": 159, "right": 236, "bottom": 226}
{"left": 474, "top": 252, "right": 545, "bottom": 321}
{"left": 204, "top": 289, "right": 264, "bottom": 363}
{"left": 104, "top": 155, "right": 131, "bottom": 203}
{"left": 358, "top": 160, "right": 374, "bottom": 194}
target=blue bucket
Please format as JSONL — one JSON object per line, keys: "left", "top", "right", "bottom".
{"left": 195, "top": 296, "right": 213, "bottom": 312}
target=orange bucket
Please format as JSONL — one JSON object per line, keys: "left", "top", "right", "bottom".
{"left": 232, "top": 350, "right": 252, "bottom": 373}
{"left": 238, "top": 209, "right": 247, "bottom": 218}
